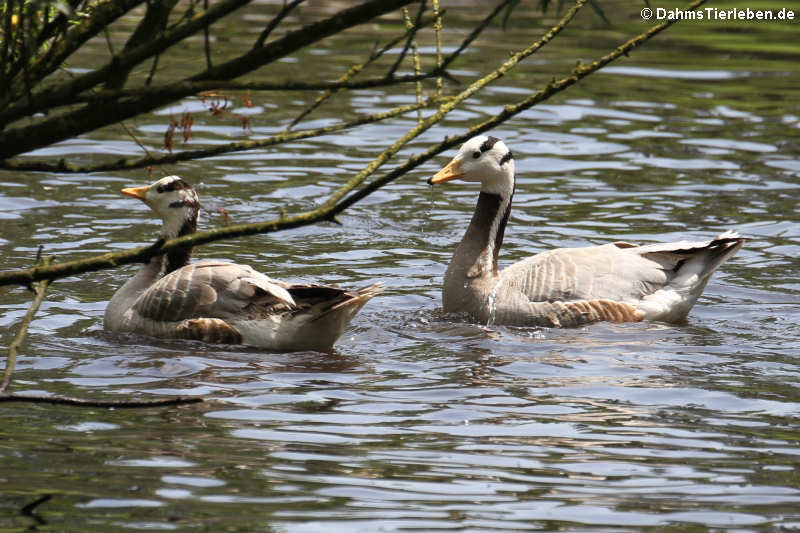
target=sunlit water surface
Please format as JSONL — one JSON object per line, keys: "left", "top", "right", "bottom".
{"left": 1, "top": 5, "right": 799, "bottom": 532}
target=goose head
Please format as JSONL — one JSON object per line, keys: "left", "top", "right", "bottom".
{"left": 122, "top": 175, "right": 200, "bottom": 239}
{"left": 428, "top": 135, "right": 515, "bottom": 197}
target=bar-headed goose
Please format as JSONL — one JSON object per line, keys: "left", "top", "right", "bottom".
{"left": 104, "top": 175, "right": 382, "bottom": 352}
{"left": 428, "top": 135, "right": 744, "bottom": 327}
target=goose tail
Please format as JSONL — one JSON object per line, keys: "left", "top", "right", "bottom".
{"left": 637, "top": 231, "right": 746, "bottom": 322}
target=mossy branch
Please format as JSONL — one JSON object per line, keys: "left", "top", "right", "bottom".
{"left": 0, "top": 0, "right": 418, "bottom": 160}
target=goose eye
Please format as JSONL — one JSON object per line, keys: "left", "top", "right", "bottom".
{"left": 472, "top": 151, "right": 480, "bottom": 159}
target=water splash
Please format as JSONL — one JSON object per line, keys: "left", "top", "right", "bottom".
{"left": 486, "top": 275, "right": 504, "bottom": 326}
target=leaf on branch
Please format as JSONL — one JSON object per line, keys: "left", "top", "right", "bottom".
{"left": 164, "top": 120, "right": 177, "bottom": 152}
{"left": 207, "top": 97, "right": 231, "bottom": 117}
{"left": 217, "top": 207, "right": 231, "bottom": 227}
{"left": 181, "top": 112, "right": 194, "bottom": 143}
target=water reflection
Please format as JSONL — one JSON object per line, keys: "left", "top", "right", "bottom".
{"left": 2, "top": 13, "right": 800, "bottom": 533}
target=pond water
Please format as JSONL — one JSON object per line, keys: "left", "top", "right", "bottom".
{"left": 1, "top": 3, "right": 799, "bottom": 532}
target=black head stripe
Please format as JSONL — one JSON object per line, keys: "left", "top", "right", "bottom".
{"left": 480, "top": 136, "right": 500, "bottom": 153}
{"left": 499, "top": 151, "right": 513, "bottom": 166}
{"left": 157, "top": 178, "right": 191, "bottom": 194}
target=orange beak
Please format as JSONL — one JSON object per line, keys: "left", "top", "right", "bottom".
{"left": 428, "top": 158, "right": 464, "bottom": 185}
{"left": 121, "top": 185, "right": 150, "bottom": 201}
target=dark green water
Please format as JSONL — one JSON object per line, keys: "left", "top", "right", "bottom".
{"left": 1, "top": 2, "right": 799, "bottom": 531}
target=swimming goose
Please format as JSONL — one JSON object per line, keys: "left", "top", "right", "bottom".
{"left": 104, "top": 175, "right": 382, "bottom": 352}
{"left": 428, "top": 135, "right": 744, "bottom": 327}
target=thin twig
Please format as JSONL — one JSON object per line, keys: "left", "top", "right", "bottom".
{"left": 401, "top": 7, "right": 424, "bottom": 125}
{"left": 1, "top": 260, "right": 52, "bottom": 394}
{"left": 119, "top": 120, "right": 153, "bottom": 160}
{"left": 386, "top": 0, "right": 426, "bottom": 79}
{"left": 20, "top": 494, "right": 52, "bottom": 525}
{"left": 254, "top": 0, "right": 306, "bottom": 48}
{"left": 432, "top": 0, "right": 443, "bottom": 97}
{"left": 203, "top": 0, "right": 212, "bottom": 70}
{"left": 282, "top": 11, "right": 437, "bottom": 132}
{"left": 439, "top": 0, "right": 515, "bottom": 72}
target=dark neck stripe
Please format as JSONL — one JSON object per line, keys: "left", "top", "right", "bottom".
{"left": 163, "top": 211, "right": 197, "bottom": 275}
{"left": 470, "top": 190, "right": 513, "bottom": 275}
{"left": 169, "top": 198, "right": 200, "bottom": 209}
{"left": 492, "top": 183, "right": 514, "bottom": 270}
{"left": 499, "top": 150, "right": 513, "bottom": 166}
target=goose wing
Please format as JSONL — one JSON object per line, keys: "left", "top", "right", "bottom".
{"left": 501, "top": 243, "right": 669, "bottom": 304}
{"left": 132, "top": 260, "right": 296, "bottom": 323}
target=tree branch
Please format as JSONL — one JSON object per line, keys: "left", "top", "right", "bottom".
{"left": 104, "top": 0, "right": 179, "bottom": 90}
{"left": 0, "top": 394, "right": 203, "bottom": 407}
{"left": 1, "top": 258, "right": 51, "bottom": 394}
{"left": 0, "top": 0, "right": 253, "bottom": 129}
{"left": 254, "top": 0, "right": 306, "bottom": 48}
{"left": 0, "top": 99, "right": 431, "bottom": 173}
{"left": 76, "top": 71, "right": 445, "bottom": 102}
{"left": 0, "top": 0, "right": 417, "bottom": 160}
{"left": 385, "top": 0, "right": 426, "bottom": 79}
{"left": 284, "top": 7, "right": 437, "bottom": 131}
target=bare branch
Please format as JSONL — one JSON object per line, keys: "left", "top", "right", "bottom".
{"left": 439, "top": 0, "right": 515, "bottom": 72}
{"left": 0, "top": 99, "right": 431, "bottom": 173}
{"left": 432, "top": 0, "right": 443, "bottom": 97}
{"left": 254, "top": 0, "right": 306, "bottom": 48}
{"left": 284, "top": 9, "right": 439, "bottom": 131}
{"left": 0, "top": 394, "right": 203, "bottom": 407}
{"left": 105, "top": 0, "right": 179, "bottom": 90}
{"left": 336, "top": 0, "right": 710, "bottom": 214}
